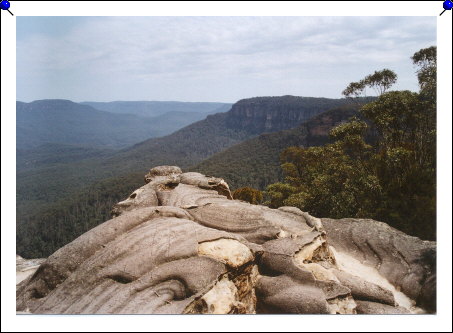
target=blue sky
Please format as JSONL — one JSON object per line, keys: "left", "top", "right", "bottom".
{"left": 16, "top": 16, "right": 436, "bottom": 103}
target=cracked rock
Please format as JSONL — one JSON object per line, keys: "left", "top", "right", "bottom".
{"left": 17, "top": 166, "right": 436, "bottom": 314}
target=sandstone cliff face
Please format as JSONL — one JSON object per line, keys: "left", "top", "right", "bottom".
{"left": 16, "top": 166, "right": 436, "bottom": 314}
{"left": 225, "top": 96, "right": 350, "bottom": 135}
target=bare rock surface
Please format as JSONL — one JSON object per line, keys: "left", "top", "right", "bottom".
{"left": 355, "top": 300, "right": 411, "bottom": 314}
{"left": 16, "top": 255, "right": 45, "bottom": 285}
{"left": 16, "top": 166, "right": 436, "bottom": 314}
{"left": 322, "top": 218, "right": 436, "bottom": 313}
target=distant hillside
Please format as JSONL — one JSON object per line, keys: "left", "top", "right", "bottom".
{"left": 17, "top": 143, "right": 115, "bottom": 172}
{"left": 16, "top": 109, "right": 252, "bottom": 222}
{"left": 17, "top": 172, "right": 145, "bottom": 259}
{"left": 141, "top": 110, "right": 227, "bottom": 139}
{"left": 193, "top": 105, "right": 360, "bottom": 190}
{"left": 104, "top": 95, "right": 352, "bottom": 171}
{"left": 16, "top": 100, "right": 226, "bottom": 150}
{"left": 17, "top": 95, "right": 353, "bottom": 257}
{"left": 81, "top": 101, "right": 232, "bottom": 118}
{"left": 225, "top": 96, "right": 352, "bottom": 134}
{"left": 17, "top": 100, "right": 153, "bottom": 149}
{"left": 18, "top": 96, "right": 352, "bottom": 209}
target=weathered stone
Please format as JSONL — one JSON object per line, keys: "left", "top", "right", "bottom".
{"left": 144, "top": 165, "right": 182, "bottom": 183}
{"left": 256, "top": 275, "right": 331, "bottom": 314}
{"left": 322, "top": 218, "right": 436, "bottom": 312}
{"left": 16, "top": 256, "right": 45, "bottom": 285}
{"left": 111, "top": 182, "right": 159, "bottom": 217}
{"left": 355, "top": 300, "right": 411, "bottom": 314}
{"left": 17, "top": 166, "right": 436, "bottom": 314}
{"left": 332, "top": 269, "right": 395, "bottom": 306}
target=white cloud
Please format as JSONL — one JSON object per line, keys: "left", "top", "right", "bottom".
{"left": 17, "top": 16, "right": 436, "bottom": 102}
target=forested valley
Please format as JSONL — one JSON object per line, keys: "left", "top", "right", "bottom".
{"left": 16, "top": 47, "right": 436, "bottom": 258}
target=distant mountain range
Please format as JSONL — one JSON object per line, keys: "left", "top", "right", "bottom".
{"left": 17, "top": 96, "right": 352, "bottom": 209}
{"left": 16, "top": 100, "right": 230, "bottom": 150}
{"left": 81, "top": 101, "right": 232, "bottom": 118}
{"left": 17, "top": 95, "right": 362, "bottom": 258}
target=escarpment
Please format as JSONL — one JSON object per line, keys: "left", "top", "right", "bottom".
{"left": 16, "top": 166, "right": 436, "bottom": 314}
{"left": 224, "top": 96, "right": 352, "bottom": 135}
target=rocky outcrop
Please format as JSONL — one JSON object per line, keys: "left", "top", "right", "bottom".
{"left": 16, "top": 166, "right": 436, "bottom": 314}
{"left": 322, "top": 218, "right": 436, "bottom": 313}
{"left": 16, "top": 255, "right": 45, "bottom": 285}
{"left": 225, "top": 96, "right": 352, "bottom": 135}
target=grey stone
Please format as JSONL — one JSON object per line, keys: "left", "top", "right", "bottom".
{"left": 17, "top": 166, "right": 436, "bottom": 314}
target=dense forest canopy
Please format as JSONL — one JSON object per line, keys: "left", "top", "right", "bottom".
{"left": 265, "top": 46, "right": 437, "bottom": 240}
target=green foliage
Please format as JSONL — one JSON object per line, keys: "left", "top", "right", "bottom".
{"left": 266, "top": 132, "right": 381, "bottom": 219}
{"left": 363, "top": 69, "right": 398, "bottom": 96}
{"left": 411, "top": 46, "right": 436, "bottom": 67}
{"left": 361, "top": 90, "right": 435, "bottom": 170}
{"left": 342, "top": 81, "right": 366, "bottom": 100}
{"left": 329, "top": 118, "right": 368, "bottom": 141}
{"left": 16, "top": 172, "right": 144, "bottom": 258}
{"left": 232, "top": 187, "right": 263, "bottom": 204}
{"left": 265, "top": 183, "right": 298, "bottom": 208}
{"left": 267, "top": 47, "right": 436, "bottom": 240}
{"left": 342, "top": 69, "right": 397, "bottom": 98}
{"left": 17, "top": 143, "right": 115, "bottom": 172}
{"left": 411, "top": 46, "right": 436, "bottom": 102}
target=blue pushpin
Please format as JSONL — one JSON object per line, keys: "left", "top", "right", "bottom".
{"left": 440, "top": 0, "right": 453, "bottom": 15}
{"left": 0, "top": 0, "right": 13, "bottom": 16}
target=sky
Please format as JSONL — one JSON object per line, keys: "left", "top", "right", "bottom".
{"left": 16, "top": 16, "right": 436, "bottom": 103}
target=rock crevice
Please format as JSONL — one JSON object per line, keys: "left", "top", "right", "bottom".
{"left": 16, "top": 166, "right": 436, "bottom": 314}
